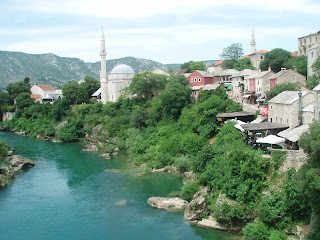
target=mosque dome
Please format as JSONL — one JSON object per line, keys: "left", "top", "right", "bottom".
{"left": 110, "top": 64, "right": 135, "bottom": 74}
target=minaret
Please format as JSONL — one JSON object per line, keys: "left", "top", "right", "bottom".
{"left": 250, "top": 27, "right": 256, "bottom": 53}
{"left": 100, "top": 27, "right": 108, "bottom": 104}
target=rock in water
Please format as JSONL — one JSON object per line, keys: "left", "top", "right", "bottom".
{"left": 9, "top": 155, "right": 35, "bottom": 172}
{"left": 82, "top": 143, "right": 99, "bottom": 152}
{"left": 184, "top": 187, "right": 208, "bottom": 220}
{"left": 147, "top": 197, "right": 188, "bottom": 211}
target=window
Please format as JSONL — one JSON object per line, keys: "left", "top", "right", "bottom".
{"left": 190, "top": 78, "right": 193, "bottom": 83}
{"left": 287, "top": 119, "right": 288, "bottom": 124}
{"left": 270, "top": 118, "right": 273, "bottom": 122}
{"left": 280, "top": 118, "right": 282, "bottom": 123}
{"left": 260, "top": 56, "right": 264, "bottom": 60}
{"left": 316, "top": 36, "right": 318, "bottom": 41}
{"left": 276, "top": 117, "right": 277, "bottom": 122}
{"left": 304, "top": 39, "right": 306, "bottom": 44}
{"left": 270, "top": 105, "right": 272, "bottom": 109}
{"left": 258, "top": 80, "right": 259, "bottom": 85}
{"left": 194, "top": 78, "right": 197, "bottom": 82}
{"left": 310, "top": 37, "right": 312, "bottom": 43}
{"left": 312, "top": 52, "right": 314, "bottom": 57}
{"left": 198, "top": 78, "right": 201, "bottom": 82}
{"left": 194, "top": 92, "right": 197, "bottom": 95}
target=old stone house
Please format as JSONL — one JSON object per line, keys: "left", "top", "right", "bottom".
{"left": 268, "top": 91, "right": 315, "bottom": 128}
{"left": 244, "top": 69, "right": 274, "bottom": 97}
{"left": 230, "top": 69, "right": 259, "bottom": 100}
{"left": 269, "top": 68, "right": 307, "bottom": 90}
{"left": 214, "top": 69, "right": 239, "bottom": 91}
{"left": 213, "top": 60, "right": 224, "bottom": 74}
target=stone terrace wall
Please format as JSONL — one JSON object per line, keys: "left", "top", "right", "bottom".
{"left": 273, "top": 149, "right": 307, "bottom": 172}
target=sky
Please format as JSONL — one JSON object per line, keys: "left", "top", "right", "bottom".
{"left": 0, "top": 0, "right": 319, "bottom": 64}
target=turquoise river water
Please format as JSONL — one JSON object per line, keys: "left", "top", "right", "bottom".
{"left": 0, "top": 132, "right": 240, "bottom": 240}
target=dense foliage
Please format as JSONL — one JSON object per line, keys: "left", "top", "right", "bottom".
{"left": 260, "top": 48, "right": 307, "bottom": 75}
{"left": 307, "top": 56, "right": 320, "bottom": 89}
{"left": 180, "top": 61, "right": 207, "bottom": 73}
{"left": 0, "top": 140, "right": 8, "bottom": 159}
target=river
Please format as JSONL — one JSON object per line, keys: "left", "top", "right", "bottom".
{"left": 0, "top": 132, "right": 239, "bottom": 240}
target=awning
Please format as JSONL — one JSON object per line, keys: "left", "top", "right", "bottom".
{"left": 256, "top": 135, "right": 285, "bottom": 145}
{"left": 243, "top": 94, "right": 252, "bottom": 98}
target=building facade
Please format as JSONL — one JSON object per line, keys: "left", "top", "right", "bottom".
{"left": 298, "top": 31, "right": 320, "bottom": 77}
{"left": 269, "top": 68, "right": 307, "bottom": 89}
{"left": 30, "top": 84, "right": 62, "bottom": 103}
{"left": 268, "top": 91, "right": 315, "bottom": 128}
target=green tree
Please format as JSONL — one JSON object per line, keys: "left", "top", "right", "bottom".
{"left": 181, "top": 61, "right": 207, "bottom": 73}
{"left": 6, "top": 82, "right": 31, "bottom": 99}
{"left": 234, "top": 58, "right": 256, "bottom": 71}
{"left": 129, "top": 72, "right": 167, "bottom": 99}
{"left": 260, "top": 48, "right": 292, "bottom": 72}
{"left": 80, "top": 76, "right": 100, "bottom": 101}
{"left": 0, "top": 91, "right": 13, "bottom": 112}
{"left": 220, "top": 43, "right": 244, "bottom": 62}
{"left": 284, "top": 56, "right": 307, "bottom": 76}
{"left": 15, "top": 92, "right": 34, "bottom": 116}
{"left": 160, "top": 77, "right": 191, "bottom": 120}
{"left": 265, "top": 83, "right": 300, "bottom": 101}
{"left": 62, "top": 81, "right": 80, "bottom": 104}
{"left": 299, "top": 121, "right": 320, "bottom": 238}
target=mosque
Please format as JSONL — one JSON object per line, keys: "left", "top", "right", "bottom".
{"left": 92, "top": 28, "right": 135, "bottom": 103}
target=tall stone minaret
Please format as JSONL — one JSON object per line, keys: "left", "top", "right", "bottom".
{"left": 100, "top": 27, "right": 108, "bottom": 104}
{"left": 250, "top": 27, "right": 256, "bottom": 53}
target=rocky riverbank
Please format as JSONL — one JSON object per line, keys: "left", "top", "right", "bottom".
{"left": 0, "top": 146, "right": 35, "bottom": 188}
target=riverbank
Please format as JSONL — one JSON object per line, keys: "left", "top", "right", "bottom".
{"left": 0, "top": 143, "right": 35, "bottom": 188}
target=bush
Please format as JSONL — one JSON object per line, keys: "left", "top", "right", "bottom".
{"left": 269, "top": 229, "right": 287, "bottom": 240}
{"left": 174, "top": 156, "right": 192, "bottom": 172}
{"left": 242, "top": 221, "right": 270, "bottom": 240}
{"left": 179, "top": 179, "right": 200, "bottom": 202}
{"left": 0, "top": 140, "right": 8, "bottom": 158}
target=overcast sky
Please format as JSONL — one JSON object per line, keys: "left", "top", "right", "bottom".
{"left": 1, "top": 0, "right": 319, "bottom": 64}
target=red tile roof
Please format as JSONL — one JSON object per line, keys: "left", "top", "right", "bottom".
{"left": 290, "top": 52, "right": 298, "bottom": 57}
{"left": 176, "top": 69, "right": 188, "bottom": 74}
{"left": 36, "top": 84, "right": 57, "bottom": 91}
{"left": 214, "top": 60, "right": 224, "bottom": 66}
{"left": 241, "top": 54, "right": 250, "bottom": 60}
{"left": 249, "top": 49, "right": 269, "bottom": 55}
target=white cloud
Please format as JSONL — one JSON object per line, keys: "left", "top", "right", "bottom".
{"left": 13, "top": 0, "right": 320, "bottom": 19}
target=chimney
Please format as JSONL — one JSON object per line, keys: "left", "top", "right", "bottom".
{"left": 293, "top": 66, "right": 297, "bottom": 72}
{"left": 298, "top": 91, "right": 302, "bottom": 126}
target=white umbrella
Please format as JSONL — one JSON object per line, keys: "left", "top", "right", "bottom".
{"left": 256, "top": 135, "right": 285, "bottom": 145}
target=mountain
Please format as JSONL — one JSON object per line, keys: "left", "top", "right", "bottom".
{"left": 0, "top": 50, "right": 219, "bottom": 90}
{"left": 0, "top": 51, "right": 169, "bottom": 89}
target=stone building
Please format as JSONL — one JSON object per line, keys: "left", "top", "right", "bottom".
{"left": 244, "top": 69, "right": 274, "bottom": 97}
{"left": 214, "top": 69, "right": 239, "bottom": 90}
{"left": 269, "top": 68, "right": 307, "bottom": 90}
{"left": 230, "top": 69, "right": 259, "bottom": 100}
{"left": 152, "top": 69, "right": 170, "bottom": 75}
{"left": 213, "top": 60, "right": 224, "bottom": 74}
{"left": 268, "top": 91, "right": 315, "bottom": 128}
{"left": 298, "top": 31, "right": 320, "bottom": 77}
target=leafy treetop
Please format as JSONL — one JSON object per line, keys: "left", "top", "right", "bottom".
{"left": 220, "top": 43, "right": 244, "bottom": 62}
{"left": 180, "top": 61, "right": 207, "bottom": 73}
